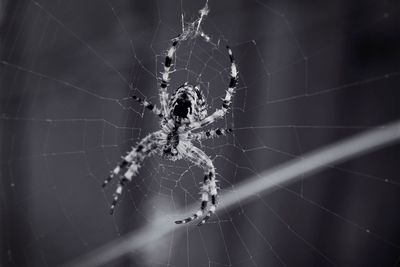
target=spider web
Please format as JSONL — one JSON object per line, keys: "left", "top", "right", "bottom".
{"left": 1, "top": 0, "right": 400, "bottom": 266}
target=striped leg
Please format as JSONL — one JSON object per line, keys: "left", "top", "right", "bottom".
{"left": 105, "top": 131, "right": 162, "bottom": 214}
{"left": 109, "top": 177, "right": 128, "bottom": 214}
{"left": 175, "top": 146, "right": 218, "bottom": 225}
{"left": 159, "top": 39, "right": 179, "bottom": 116}
{"left": 192, "top": 128, "right": 232, "bottom": 141}
{"left": 198, "top": 176, "right": 218, "bottom": 226}
{"left": 190, "top": 46, "right": 239, "bottom": 130}
{"left": 174, "top": 174, "right": 210, "bottom": 224}
{"left": 109, "top": 158, "right": 141, "bottom": 215}
{"left": 132, "top": 95, "right": 163, "bottom": 118}
{"left": 102, "top": 158, "right": 129, "bottom": 188}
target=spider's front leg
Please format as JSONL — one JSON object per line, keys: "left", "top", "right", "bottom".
{"left": 103, "top": 131, "right": 163, "bottom": 214}
{"left": 159, "top": 38, "right": 179, "bottom": 116}
{"left": 191, "top": 128, "right": 233, "bottom": 141}
{"left": 131, "top": 95, "right": 164, "bottom": 118}
{"left": 175, "top": 145, "right": 218, "bottom": 226}
{"left": 190, "top": 46, "right": 238, "bottom": 130}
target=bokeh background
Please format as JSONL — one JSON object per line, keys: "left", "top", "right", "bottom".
{"left": 1, "top": 0, "right": 400, "bottom": 266}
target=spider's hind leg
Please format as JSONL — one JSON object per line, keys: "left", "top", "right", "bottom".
{"left": 174, "top": 174, "right": 211, "bottom": 224}
{"left": 175, "top": 146, "right": 218, "bottom": 226}
{"left": 109, "top": 176, "right": 129, "bottom": 214}
{"left": 197, "top": 172, "right": 218, "bottom": 226}
{"left": 102, "top": 158, "right": 129, "bottom": 188}
{"left": 105, "top": 131, "right": 163, "bottom": 215}
{"left": 108, "top": 161, "right": 141, "bottom": 214}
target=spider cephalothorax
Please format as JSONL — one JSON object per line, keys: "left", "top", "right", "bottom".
{"left": 169, "top": 84, "right": 207, "bottom": 123}
{"left": 103, "top": 35, "right": 238, "bottom": 225}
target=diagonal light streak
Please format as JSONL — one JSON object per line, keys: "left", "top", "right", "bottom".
{"left": 63, "top": 120, "right": 400, "bottom": 267}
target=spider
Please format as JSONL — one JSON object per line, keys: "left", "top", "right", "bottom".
{"left": 103, "top": 37, "right": 238, "bottom": 226}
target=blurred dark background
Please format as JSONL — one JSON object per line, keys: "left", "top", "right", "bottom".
{"left": 1, "top": 0, "right": 400, "bottom": 266}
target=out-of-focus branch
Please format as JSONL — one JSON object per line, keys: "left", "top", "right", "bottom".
{"left": 64, "top": 120, "right": 400, "bottom": 267}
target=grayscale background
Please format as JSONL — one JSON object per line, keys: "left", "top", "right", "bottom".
{"left": 1, "top": 0, "right": 400, "bottom": 266}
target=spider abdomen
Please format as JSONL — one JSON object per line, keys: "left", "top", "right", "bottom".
{"left": 167, "top": 131, "right": 179, "bottom": 146}
{"left": 162, "top": 131, "right": 180, "bottom": 158}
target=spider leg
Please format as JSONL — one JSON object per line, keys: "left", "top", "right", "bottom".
{"left": 131, "top": 95, "right": 164, "bottom": 118}
{"left": 110, "top": 177, "right": 129, "bottom": 214}
{"left": 174, "top": 175, "right": 209, "bottom": 224}
{"left": 109, "top": 158, "right": 141, "bottom": 215}
{"left": 105, "top": 131, "right": 163, "bottom": 214}
{"left": 191, "top": 128, "right": 233, "bottom": 141}
{"left": 159, "top": 38, "right": 179, "bottom": 116}
{"left": 190, "top": 46, "right": 238, "bottom": 130}
{"left": 175, "top": 145, "right": 218, "bottom": 226}
{"left": 197, "top": 175, "right": 218, "bottom": 226}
